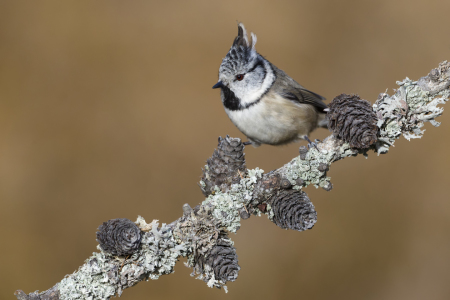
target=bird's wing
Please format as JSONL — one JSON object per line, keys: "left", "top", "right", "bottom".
{"left": 272, "top": 66, "right": 328, "bottom": 112}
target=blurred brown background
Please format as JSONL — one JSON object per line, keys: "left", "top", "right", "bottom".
{"left": 1, "top": 1, "right": 450, "bottom": 299}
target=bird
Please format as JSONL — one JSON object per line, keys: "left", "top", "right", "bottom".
{"left": 212, "top": 23, "right": 328, "bottom": 148}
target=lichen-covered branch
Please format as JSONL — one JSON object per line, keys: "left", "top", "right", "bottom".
{"left": 15, "top": 61, "right": 450, "bottom": 300}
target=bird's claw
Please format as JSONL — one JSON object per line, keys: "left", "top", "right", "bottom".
{"left": 307, "top": 141, "right": 319, "bottom": 151}
{"left": 304, "top": 136, "right": 320, "bottom": 151}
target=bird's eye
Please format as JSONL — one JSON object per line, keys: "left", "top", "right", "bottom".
{"left": 235, "top": 74, "right": 245, "bottom": 81}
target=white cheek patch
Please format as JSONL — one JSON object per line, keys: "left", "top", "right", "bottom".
{"left": 238, "top": 61, "right": 275, "bottom": 106}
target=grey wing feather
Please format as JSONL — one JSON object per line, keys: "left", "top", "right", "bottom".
{"left": 272, "top": 65, "right": 328, "bottom": 112}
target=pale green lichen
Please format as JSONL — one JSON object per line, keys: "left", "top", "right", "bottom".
{"left": 59, "top": 252, "right": 117, "bottom": 300}
{"left": 283, "top": 148, "right": 334, "bottom": 189}
{"left": 135, "top": 222, "right": 187, "bottom": 280}
{"left": 266, "top": 203, "right": 274, "bottom": 220}
{"left": 374, "top": 76, "right": 449, "bottom": 154}
{"left": 202, "top": 168, "right": 264, "bottom": 232}
{"left": 59, "top": 219, "right": 188, "bottom": 300}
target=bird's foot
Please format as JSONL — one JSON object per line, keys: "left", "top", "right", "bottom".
{"left": 243, "top": 141, "right": 252, "bottom": 146}
{"left": 303, "top": 136, "right": 319, "bottom": 151}
{"left": 308, "top": 142, "right": 319, "bottom": 150}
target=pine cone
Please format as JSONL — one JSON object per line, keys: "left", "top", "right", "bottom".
{"left": 270, "top": 190, "right": 317, "bottom": 231}
{"left": 200, "top": 136, "right": 246, "bottom": 196}
{"left": 327, "top": 94, "right": 378, "bottom": 149}
{"left": 96, "top": 218, "right": 142, "bottom": 256}
{"left": 194, "top": 235, "right": 240, "bottom": 286}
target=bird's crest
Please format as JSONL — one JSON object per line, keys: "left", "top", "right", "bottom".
{"left": 232, "top": 23, "right": 257, "bottom": 51}
{"left": 233, "top": 23, "right": 257, "bottom": 49}
{"left": 220, "top": 23, "right": 258, "bottom": 74}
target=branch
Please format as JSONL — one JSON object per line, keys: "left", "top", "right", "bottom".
{"left": 15, "top": 61, "right": 450, "bottom": 300}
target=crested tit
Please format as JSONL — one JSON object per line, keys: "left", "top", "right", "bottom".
{"left": 213, "top": 23, "right": 328, "bottom": 148}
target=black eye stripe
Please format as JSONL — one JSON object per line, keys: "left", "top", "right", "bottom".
{"left": 233, "top": 60, "right": 265, "bottom": 82}
{"left": 248, "top": 60, "right": 265, "bottom": 73}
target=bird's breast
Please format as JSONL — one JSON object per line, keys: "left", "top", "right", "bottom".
{"left": 225, "top": 93, "right": 319, "bottom": 145}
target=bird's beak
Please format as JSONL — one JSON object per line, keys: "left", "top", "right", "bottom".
{"left": 212, "top": 81, "right": 224, "bottom": 89}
